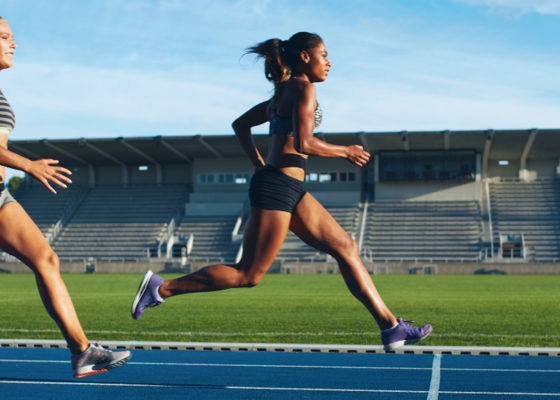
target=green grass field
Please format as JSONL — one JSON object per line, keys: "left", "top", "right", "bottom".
{"left": 0, "top": 274, "right": 558, "bottom": 348}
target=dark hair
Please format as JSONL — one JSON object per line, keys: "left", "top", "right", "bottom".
{"left": 245, "top": 32, "right": 323, "bottom": 98}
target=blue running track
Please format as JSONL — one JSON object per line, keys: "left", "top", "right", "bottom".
{"left": 0, "top": 347, "right": 559, "bottom": 399}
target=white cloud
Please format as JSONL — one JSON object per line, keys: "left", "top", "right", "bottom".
{"left": 2, "top": 0, "right": 559, "bottom": 141}
{"left": 2, "top": 62, "right": 273, "bottom": 139}
{"left": 458, "top": 0, "right": 560, "bottom": 15}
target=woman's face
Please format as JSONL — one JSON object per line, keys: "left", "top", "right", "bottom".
{"left": 0, "top": 20, "right": 16, "bottom": 71}
{"left": 301, "top": 41, "right": 331, "bottom": 83}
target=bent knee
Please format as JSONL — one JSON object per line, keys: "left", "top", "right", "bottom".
{"left": 238, "top": 272, "right": 263, "bottom": 288}
{"left": 35, "top": 252, "right": 60, "bottom": 277}
{"left": 333, "top": 237, "right": 359, "bottom": 259}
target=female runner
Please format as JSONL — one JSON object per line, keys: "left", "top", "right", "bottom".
{"left": 132, "top": 32, "right": 432, "bottom": 350}
{"left": 0, "top": 17, "right": 131, "bottom": 377}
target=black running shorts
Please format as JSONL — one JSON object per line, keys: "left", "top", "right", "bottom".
{"left": 249, "top": 165, "right": 307, "bottom": 213}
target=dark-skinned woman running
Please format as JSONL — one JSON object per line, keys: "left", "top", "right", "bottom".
{"left": 132, "top": 32, "right": 432, "bottom": 350}
{"left": 0, "top": 17, "right": 131, "bottom": 377}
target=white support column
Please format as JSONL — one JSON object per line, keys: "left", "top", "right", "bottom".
{"left": 482, "top": 130, "right": 494, "bottom": 180}
{"left": 401, "top": 131, "right": 409, "bottom": 151}
{"left": 519, "top": 129, "right": 538, "bottom": 181}
{"left": 81, "top": 139, "right": 129, "bottom": 187}
{"left": 475, "top": 153, "right": 482, "bottom": 181}
{"left": 443, "top": 130, "right": 451, "bottom": 150}
{"left": 195, "top": 135, "right": 223, "bottom": 158}
{"left": 118, "top": 138, "right": 162, "bottom": 186}
{"left": 42, "top": 140, "right": 96, "bottom": 187}
{"left": 374, "top": 154, "right": 379, "bottom": 183}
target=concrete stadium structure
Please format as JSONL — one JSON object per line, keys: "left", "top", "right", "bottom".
{"left": 2, "top": 129, "right": 560, "bottom": 274}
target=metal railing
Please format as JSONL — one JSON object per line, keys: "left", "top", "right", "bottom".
{"left": 357, "top": 193, "right": 369, "bottom": 252}
{"left": 45, "top": 186, "right": 91, "bottom": 245}
{"left": 157, "top": 218, "right": 175, "bottom": 258}
{"left": 359, "top": 247, "right": 484, "bottom": 263}
{"left": 485, "top": 179, "right": 494, "bottom": 258}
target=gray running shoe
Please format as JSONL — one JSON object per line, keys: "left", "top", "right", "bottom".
{"left": 72, "top": 342, "right": 132, "bottom": 378}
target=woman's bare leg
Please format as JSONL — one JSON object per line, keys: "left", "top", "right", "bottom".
{"left": 0, "top": 202, "right": 89, "bottom": 354}
{"left": 159, "top": 207, "right": 292, "bottom": 298}
{"left": 290, "top": 194, "right": 397, "bottom": 331}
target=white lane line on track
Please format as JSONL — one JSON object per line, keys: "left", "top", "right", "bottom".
{"left": 0, "top": 381, "right": 559, "bottom": 396}
{"left": 1, "top": 328, "right": 559, "bottom": 339}
{"left": 439, "top": 392, "right": 560, "bottom": 396}
{"left": 2, "top": 359, "right": 560, "bottom": 373}
{"left": 427, "top": 354, "right": 441, "bottom": 400}
{"left": 0, "top": 380, "right": 170, "bottom": 387}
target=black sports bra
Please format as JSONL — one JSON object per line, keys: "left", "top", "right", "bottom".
{"left": 269, "top": 99, "right": 322, "bottom": 137}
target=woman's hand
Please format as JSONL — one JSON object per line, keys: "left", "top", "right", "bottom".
{"left": 345, "top": 145, "right": 370, "bottom": 167}
{"left": 254, "top": 164, "right": 265, "bottom": 173}
{"left": 26, "top": 159, "right": 72, "bottom": 194}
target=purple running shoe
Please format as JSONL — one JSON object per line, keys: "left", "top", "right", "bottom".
{"left": 131, "top": 270, "right": 165, "bottom": 320}
{"left": 381, "top": 317, "right": 432, "bottom": 351}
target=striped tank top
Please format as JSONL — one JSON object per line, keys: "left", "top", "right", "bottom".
{"left": 0, "top": 91, "right": 15, "bottom": 135}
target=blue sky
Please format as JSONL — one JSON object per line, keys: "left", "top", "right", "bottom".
{"left": 1, "top": 0, "right": 559, "bottom": 180}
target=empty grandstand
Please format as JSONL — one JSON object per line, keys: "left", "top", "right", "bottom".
{"left": 276, "top": 206, "right": 361, "bottom": 262}
{"left": 10, "top": 184, "right": 88, "bottom": 244}
{"left": 490, "top": 180, "right": 560, "bottom": 262}
{"left": 52, "top": 185, "right": 188, "bottom": 261}
{"left": 176, "top": 215, "right": 240, "bottom": 263}
{"left": 361, "top": 201, "right": 483, "bottom": 262}
{"left": 3, "top": 129, "right": 559, "bottom": 270}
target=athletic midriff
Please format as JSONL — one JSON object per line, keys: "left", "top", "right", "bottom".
{"left": 267, "top": 99, "right": 323, "bottom": 181}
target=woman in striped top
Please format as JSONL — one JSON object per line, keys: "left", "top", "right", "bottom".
{"left": 0, "top": 17, "right": 131, "bottom": 377}
{"left": 0, "top": 90, "right": 14, "bottom": 135}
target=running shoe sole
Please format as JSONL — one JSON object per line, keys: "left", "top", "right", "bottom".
{"left": 131, "top": 270, "right": 154, "bottom": 320}
{"left": 73, "top": 352, "right": 132, "bottom": 378}
{"left": 383, "top": 326, "right": 433, "bottom": 351}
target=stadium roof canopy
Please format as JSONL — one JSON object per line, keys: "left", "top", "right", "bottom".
{"left": 8, "top": 129, "right": 560, "bottom": 167}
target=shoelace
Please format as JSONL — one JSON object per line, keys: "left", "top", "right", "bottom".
{"left": 91, "top": 341, "right": 111, "bottom": 353}
{"left": 400, "top": 320, "right": 418, "bottom": 334}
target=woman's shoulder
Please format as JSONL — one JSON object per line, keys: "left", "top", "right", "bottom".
{"left": 284, "top": 79, "right": 316, "bottom": 102}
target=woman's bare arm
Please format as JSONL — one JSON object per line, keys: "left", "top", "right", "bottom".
{"left": 232, "top": 101, "right": 269, "bottom": 170}
{"left": 292, "top": 82, "right": 370, "bottom": 167}
{"left": 0, "top": 145, "right": 72, "bottom": 194}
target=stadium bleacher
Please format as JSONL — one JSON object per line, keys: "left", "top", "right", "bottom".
{"left": 4, "top": 130, "right": 560, "bottom": 269}
{"left": 50, "top": 185, "right": 188, "bottom": 260}
{"left": 8, "top": 184, "right": 88, "bottom": 242}
{"left": 361, "top": 201, "right": 484, "bottom": 261}
{"left": 490, "top": 180, "right": 560, "bottom": 262}
{"left": 276, "top": 206, "right": 360, "bottom": 261}
{"left": 176, "top": 215, "right": 240, "bottom": 263}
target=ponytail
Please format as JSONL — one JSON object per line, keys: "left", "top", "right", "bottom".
{"left": 245, "top": 39, "right": 290, "bottom": 99}
{"left": 245, "top": 32, "right": 323, "bottom": 99}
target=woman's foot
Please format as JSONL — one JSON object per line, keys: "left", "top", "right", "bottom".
{"left": 131, "top": 270, "right": 165, "bottom": 320}
{"left": 72, "top": 342, "right": 132, "bottom": 378}
{"left": 381, "top": 317, "right": 432, "bottom": 351}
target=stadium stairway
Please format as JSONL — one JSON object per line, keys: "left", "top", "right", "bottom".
{"left": 490, "top": 180, "right": 560, "bottom": 262}
{"left": 51, "top": 185, "right": 189, "bottom": 260}
{"left": 361, "top": 200, "right": 484, "bottom": 261}
{"left": 276, "top": 206, "right": 361, "bottom": 261}
{"left": 8, "top": 184, "right": 88, "bottom": 241}
{"left": 175, "top": 215, "right": 240, "bottom": 263}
